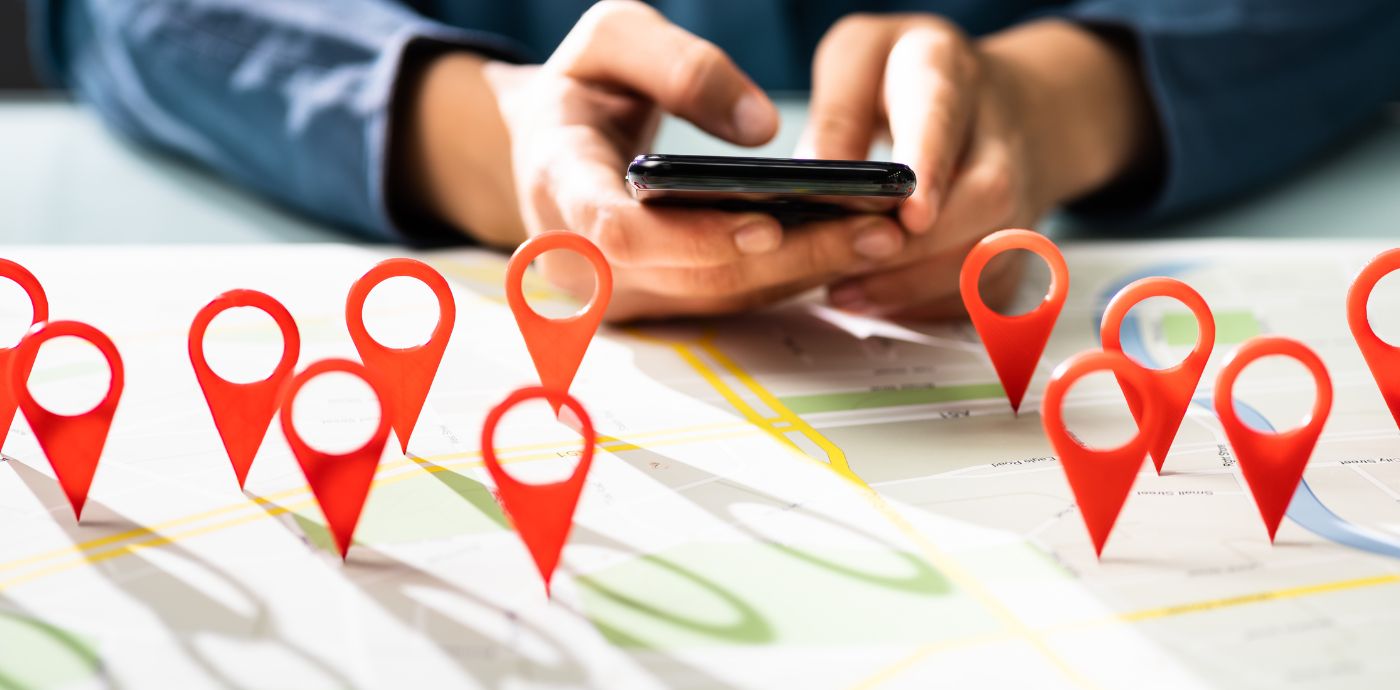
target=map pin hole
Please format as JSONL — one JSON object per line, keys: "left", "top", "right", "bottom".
{"left": 522, "top": 248, "right": 599, "bottom": 321}
{"left": 289, "top": 370, "right": 383, "bottom": 455}
{"left": 1058, "top": 369, "right": 1140, "bottom": 451}
{"left": 488, "top": 397, "right": 584, "bottom": 485}
{"left": 27, "top": 335, "right": 112, "bottom": 417}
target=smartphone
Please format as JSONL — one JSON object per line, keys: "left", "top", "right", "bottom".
{"left": 627, "top": 154, "right": 915, "bottom": 223}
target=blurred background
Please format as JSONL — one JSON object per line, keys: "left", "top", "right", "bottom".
{"left": 2, "top": 1, "right": 41, "bottom": 89}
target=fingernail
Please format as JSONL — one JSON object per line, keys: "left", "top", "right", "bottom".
{"left": 829, "top": 284, "right": 871, "bottom": 312}
{"left": 734, "top": 219, "right": 781, "bottom": 254}
{"left": 853, "top": 222, "right": 902, "bottom": 260}
{"left": 732, "top": 92, "right": 774, "bottom": 141}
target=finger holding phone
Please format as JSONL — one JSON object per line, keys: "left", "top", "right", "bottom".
{"left": 799, "top": 15, "right": 1157, "bottom": 318}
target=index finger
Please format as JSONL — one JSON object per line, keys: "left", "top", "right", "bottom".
{"left": 549, "top": 1, "right": 778, "bottom": 146}
{"left": 883, "top": 22, "right": 979, "bottom": 234}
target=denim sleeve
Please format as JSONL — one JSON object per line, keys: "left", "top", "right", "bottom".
{"left": 29, "top": 0, "right": 527, "bottom": 241}
{"left": 1062, "top": 0, "right": 1400, "bottom": 221}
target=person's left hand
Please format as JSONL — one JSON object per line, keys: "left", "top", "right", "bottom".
{"left": 796, "top": 15, "right": 1155, "bottom": 318}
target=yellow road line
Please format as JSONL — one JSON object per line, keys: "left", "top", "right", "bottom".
{"left": 1118, "top": 572, "right": 1400, "bottom": 624}
{"left": 0, "top": 428, "right": 766, "bottom": 591}
{"left": 0, "top": 419, "right": 751, "bottom": 578}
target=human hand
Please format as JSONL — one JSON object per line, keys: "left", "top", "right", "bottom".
{"left": 486, "top": 1, "right": 908, "bottom": 321}
{"left": 797, "top": 16, "right": 1155, "bottom": 318}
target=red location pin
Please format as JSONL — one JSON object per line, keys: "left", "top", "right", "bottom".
{"left": 481, "top": 386, "right": 595, "bottom": 596}
{"left": 1348, "top": 248, "right": 1400, "bottom": 429}
{"left": 189, "top": 290, "right": 301, "bottom": 488}
{"left": 278, "top": 358, "right": 391, "bottom": 559}
{"left": 1101, "top": 277, "right": 1215, "bottom": 473}
{"left": 506, "top": 232, "right": 612, "bottom": 412}
{"left": 960, "top": 229, "right": 1068, "bottom": 414}
{"left": 1215, "top": 336, "right": 1331, "bottom": 542}
{"left": 346, "top": 258, "right": 455, "bottom": 454}
{"left": 11, "top": 321, "right": 123, "bottom": 521}
{"left": 0, "top": 259, "right": 48, "bottom": 451}
{"left": 1042, "top": 350, "right": 1161, "bottom": 557}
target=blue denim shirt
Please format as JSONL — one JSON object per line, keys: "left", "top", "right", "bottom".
{"left": 28, "top": 1, "right": 1400, "bottom": 241}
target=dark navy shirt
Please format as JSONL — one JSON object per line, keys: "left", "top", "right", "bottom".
{"left": 28, "top": 1, "right": 1400, "bottom": 240}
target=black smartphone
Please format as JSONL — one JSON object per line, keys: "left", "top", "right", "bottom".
{"left": 627, "top": 154, "right": 915, "bottom": 223}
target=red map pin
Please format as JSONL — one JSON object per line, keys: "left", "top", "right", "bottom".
{"left": 189, "top": 290, "right": 301, "bottom": 488}
{"left": 506, "top": 232, "right": 613, "bottom": 411}
{"left": 1042, "top": 349, "right": 1161, "bottom": 557}
{"left": 346, "top": 258, "right": 455, "bottom": 454}
{"left": 278, "top": 358, "right": 391, "bottom": 559}
{"left": 0, "top": 259, "right": 48, "bottom": 451}
{"left": 1215, "top": 336, "right": 1332, "bottom": 542}
{"left": 481, "top": 386, "right": 596, "bottom": 596}
{"left": 960, "top": 229, "right": 1068, "bottom": 414}
{"left": 1348, "top": 248, "right": 1400, "bottom": 428}
{"left": 11, "top": 321, "right": 123, "bottom": 521}
{"left": 1101, "top": 277, "right": 1215, "bottom": 473}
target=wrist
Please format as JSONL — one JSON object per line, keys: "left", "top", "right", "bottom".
{"left": 980, "top": 19, "right": 1157, "bottom": 209}
{"left": 402, "top": 52, "right": 526, "bottom": 247}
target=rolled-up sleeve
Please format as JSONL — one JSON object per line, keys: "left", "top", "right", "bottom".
{"left": 1064, "top": 0, "right": 1400, "bottom": 220}
{"left": 29, "top": 0, "right": 526, "bottom": 241}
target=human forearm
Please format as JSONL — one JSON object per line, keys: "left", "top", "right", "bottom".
{"left": 980, "top": 19, "right": 1159, "bottom": 211}
{"left": 397, "top": 53, "right": 527, "bottom": 248}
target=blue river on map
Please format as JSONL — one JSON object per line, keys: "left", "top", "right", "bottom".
{"left": 1095, "top": 262, "right": 1400, "bottom": 558}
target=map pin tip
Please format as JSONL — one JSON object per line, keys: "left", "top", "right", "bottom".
{"left": 960, "top": 229, "right": 1068, "bottom": 414}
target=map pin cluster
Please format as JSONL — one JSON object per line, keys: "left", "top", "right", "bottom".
{"left": 960, "top": 229, "right": 1068, "bottom": 414}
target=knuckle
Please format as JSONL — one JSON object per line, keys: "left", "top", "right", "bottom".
{"left": 803, "top": 226, "right": 856, "bottom": 271}
{"left": 668, "top": 40, "right": 728, "bottom": 108}
{"left": 811, "top": 110, "right": 865, "bottom": 140}
{"left": 977, "top": 161, "right": 1017, "bottom": 222}
{"left": 589, "top": 209, "right": 636, "bottom": 265}
{"left": 563, "top": 1, "right": 656, "bottom": 67}
{"left": 681, "top": 266, "right": 746, "bottom": 298}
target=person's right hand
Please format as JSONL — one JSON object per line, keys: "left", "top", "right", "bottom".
{"left": 417, "top": 1, "right": 909, "bottom": 321}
